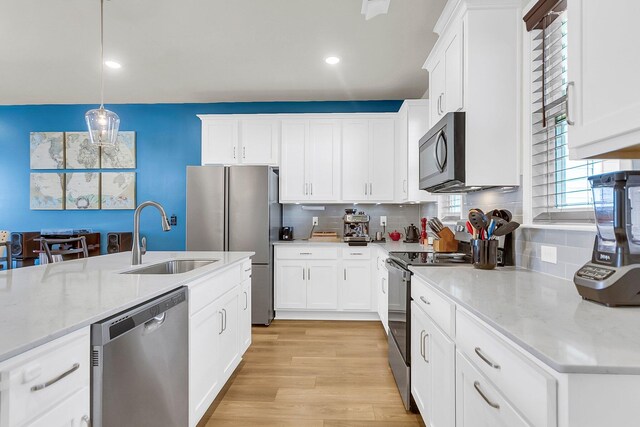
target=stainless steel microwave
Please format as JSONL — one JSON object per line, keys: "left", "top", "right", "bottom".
{"left": 418, "top": 112, "right": 469, "bottom": 193}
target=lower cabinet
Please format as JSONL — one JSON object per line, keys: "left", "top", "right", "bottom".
{"left": 188, "top": 262, "right": 250, "bottom": 427}
{"left": 456, "top": 351, "right": 529, "bottom": 427}
{"left": 26, "top": 386, "right": 90, "bottom": 427}
{"left": 411, "top": 301, "right": 455, "bottom": 427}
{"left": 341, "top": 260, "right": 372, "bottom": 310}
{"left": 307, "top": 261, "right": 339, "bottom": 309}
{"left": 275, "top": 260, "right": 338, "bottom": 310}
{"left": 377, "top": 264, "right": 389, "bottom": 333}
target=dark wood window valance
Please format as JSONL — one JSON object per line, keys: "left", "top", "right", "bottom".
{"left": 523, "top": 0, "right": 567, "bottom": 31}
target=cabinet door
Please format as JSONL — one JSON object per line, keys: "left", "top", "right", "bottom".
{"left": 280, "top": 121, "right": 308, "bottom": 201}
{"left": 378, "top": 269, "right": 388, "bottom": 333}
{"left": 456, "top": 351, "right": 529, "bottom": 427}
{"left": 239, "top": 120, "right": 278, "bottom": 165}
{"left": 189, "top": 299, "right": 221, "bottom": 424}
{"left": 342, "top": 121, "right": 370, "bottom": 201}
{"left": 308, "top": 120, "right": 340, "bottom": 201}
{"left": 423, "top": 311, "right": 455, "bottom": 427}
{"left": 411, "top": 304, "right": 430, "bottom": 418}
{"left": 219, "top": 289, "right": 240, "bottom": 381}
{"left": 395, "top": 107, "right": 409, "bottom": 202}
{"left": 306, "top": 261, "right": 338, "bottom": 309}
{"left": 275, "top": 261, "right": 307, "bottom": 309}
{"left": 405, "top": 102, "right": 437, "bottom": 202}
{"left": 240, "top": 278, "right": 252, "bottom": 353}
{"left": 25, "top": 386, "right": 89, "bottom": 427}
{"left": 369, "top": 120, "right": 395, "bottom": 201}
{"left": 430, "top": 59, "right": 446, "bottom": 124}
{"left": 201, "top": 119, "right": 239, "bottom": 165}
{"left": 567, "top": 0, "right": 640, "bottom": 157}
{"left": 340, "top": 261, "right": 372, "bottom": 310}
{"left": 444, "top": 25, "right": 464, "bottom": 113}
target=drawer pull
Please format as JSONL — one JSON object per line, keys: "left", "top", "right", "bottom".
{"left": 299, "top": 252, "right": 312, "bottom": 255}
{"left": 474, "top": 381, "right": 500, "bottom": 409}
{"left": 423, "top": 333, "right": 429, "bottom": 363}
{"left": 419, "top": 330, "right": 426, "bottom": 358}
{"left": 30, "top": 363, "right": 80, "bottom": 392}
{"left": 419, "top": 296, "right": 431, "bottom": 305}
{"left": 350, "top": 252, "right": 363, "bottom": 255}
{"left": 475, "top": 347, "right": 501, "bottom": 369}
{"left": 244, "top": 268, "right": 251, "bottom": 272}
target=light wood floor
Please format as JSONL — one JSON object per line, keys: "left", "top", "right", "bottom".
{"left": 199, "top": 320, "right": 424, "bottom": 427}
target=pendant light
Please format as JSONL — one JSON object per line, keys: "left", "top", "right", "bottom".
{"left": 85, "top": 0, "right": 120, "bottom": 146}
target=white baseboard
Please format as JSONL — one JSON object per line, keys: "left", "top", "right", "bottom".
{"left": 275, "top": 310, "right": 381, "bottom": 321}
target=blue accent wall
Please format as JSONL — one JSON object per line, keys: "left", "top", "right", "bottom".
{"left": 0, "top": 101, "right": 402, "bottom": 252}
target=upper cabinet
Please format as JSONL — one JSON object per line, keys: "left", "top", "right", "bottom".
{"left": 199, "top": 116, "right": 279, "bottom": 165}
{"left": 567, "top": 0, "right": 640, "bottom": 159}
{"left": 280, "top": 119, "right": 341, "bottom": 202}
{"left": 423, "top": 0, "right": 521, "bottom": 188}
{"left": 342, "top": 119, "right": 395, "bottom": 202}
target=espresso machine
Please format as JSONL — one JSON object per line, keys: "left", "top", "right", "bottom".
{"left": 574, "top": 171, "right": 640, "bottom": 306}
{"left": 343, "top": 209, "right": 371, "bottom": 244}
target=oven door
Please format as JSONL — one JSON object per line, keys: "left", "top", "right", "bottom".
{"left": 386, "top": 259, "right": 410, "bottom": 363}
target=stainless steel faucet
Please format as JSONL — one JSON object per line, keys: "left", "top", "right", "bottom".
{"left": 131, "top": 201, "right": 171, "bottom": 265}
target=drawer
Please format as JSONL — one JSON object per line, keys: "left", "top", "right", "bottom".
{"left": 456, "top": 310, "right": 557, "bottom": 427}
{"left": 241, "top": 259, "right": 252, "bottom": 281}
{"left": 26, "top": 386, "right": 89, "bottom": 427}
{"left": 1, "top": 328, "right": 90, "bottom": 427}
{"left": 342, "top": 247, "right": 371, "bottom": 260}
{"left": 456, "top": 351, "right": 530, "bottom": 427}
{"left": 189, "top": 264, "right": 241, "bottom": 315}
{"left": 411, "top": 275, "right": 455, "bottom": 338}
{"left": 276, "top": 246, "right": 339, "bottom": 260}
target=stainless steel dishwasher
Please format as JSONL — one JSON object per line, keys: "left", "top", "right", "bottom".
{"left": 91, "top": 287, "right": 188, "bottom": 427}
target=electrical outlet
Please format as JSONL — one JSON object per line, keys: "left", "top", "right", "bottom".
{"left": 170, "top": 214, "right": 177, "bottom": 226}
{"left": 540, "top": 245, "right": 557, "bottom": 264}
{"left": 312, "top": 217, "right": 319, "bottom": 226}
{"left": 380, "top": 216, "right": 387, "bottom": 226}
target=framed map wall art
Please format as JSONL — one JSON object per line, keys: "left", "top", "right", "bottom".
{"left": 101, "top": 131, "right": 136, "bottom": 169}
{"left": 65, "top": 172, "right": 100, "bottom": 210}
{"left": 30, "top": 132, "right": 65, "bottom": 169}
{"left": 65, "top": 132, "right": 100, "bottom": 169}
{"left": 101, "top": 172, "right": 136, "bottom": 209}
{"left": 30, "top": 173, "right": 65, "bottom": 210}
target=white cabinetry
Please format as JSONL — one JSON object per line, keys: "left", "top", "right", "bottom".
{"left": 0, "top": 328, "right": 90, "bottom": 427}
{"left": 342, "top": 119, "right": 395, "bottom": 202}
{"left": 199, "top": 116, "right": 278, "bottom": 165}
{"left": 307, "top": 261, "right": 339, "bottom": 309}
{"left": 423, "top": 0, "right": 520, "bottom": 187}
{"left": 341, "top": 260, "right": 372, "bottom": 311}
{"left": 275, "top": 261, "right": 307, "bottom": 309}
{"left": 188, "top": 262, "right": 250, "bottom": 427}
{"left": 280, "top": 120, "right": 341, "bottom": 202}
{"left": 567, "top": 0, "right": 640, "bottom": 159}
{"left": 375, "top": 249, "right": 389, "bottom": 333}
{"left": 396, "top": 100, "right": 437, "bottom": 202}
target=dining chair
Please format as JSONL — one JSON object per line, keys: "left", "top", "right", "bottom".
{"left": 38, "top": 236, "right": 89, "bottom": 264}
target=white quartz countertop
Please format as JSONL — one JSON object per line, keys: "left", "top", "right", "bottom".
{"left": 273, "top": 240, "right": 430, "bottom": 252}
{"left": 409, "top": 266, "right": 640, "bottom": 374}
{"left": 0, "top": 251, "right": 253, "bottom": 363}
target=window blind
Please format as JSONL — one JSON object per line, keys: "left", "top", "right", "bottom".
{"left": 439, "top": 195, "right": 463, "bottom": 220}
{"left": 530, "top": 11, "right": 603, "bottom": 223}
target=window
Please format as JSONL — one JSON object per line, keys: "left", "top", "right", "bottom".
{"left": 529, "top": 10, "right": 608, "bottom": 223}
{"left": 439, "top": 194, "right": 463, "bottom": 221}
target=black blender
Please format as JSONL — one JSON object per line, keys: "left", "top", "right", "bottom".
{"left": 574, "top": 171, "right": 640, "bottom": 306}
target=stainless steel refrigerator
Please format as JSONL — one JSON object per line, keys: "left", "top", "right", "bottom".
{"left": 186, "top": 165, "right": 281, "bottom": 325}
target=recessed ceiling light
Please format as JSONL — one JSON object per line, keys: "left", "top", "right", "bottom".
{"left": 104, "top": 60, "right": 122, "bottom": 69}
{"left": 325, "top": 56, "right": 340, "bottom": 65}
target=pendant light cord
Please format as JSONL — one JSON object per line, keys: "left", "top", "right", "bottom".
{"left": 100, "top": 0, "right": 105, "bottom": 109}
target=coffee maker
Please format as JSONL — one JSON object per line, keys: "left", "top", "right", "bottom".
{"left": 574, "top": 171, "right": 640, "bottom": 306}
{"left": 343, "top": 209, "right": 370, "bottom": 244}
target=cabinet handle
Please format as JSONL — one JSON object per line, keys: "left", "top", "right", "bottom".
{"left": 308, "top": 267, "right": 311, "bottom": 280}
{"left": 441, "top": 93, "right": 445, "bottom": 114}
{"left": 244, "top": 268, "right": 251, "bottom": 272}
{"left": 244, "top": 291, "right": 248, "bottom": 310}
{"left": 369, "top": 183, "right": 373, "bottom": 195}
{"left": 344, "top": 268, "right": 347, "bottom": 281}
{"left": 310, "top": 183, "right": 313, "bottom": 195}
{"left": 566, "top": 81, "right": 575, "bottom": 126}
{"left": 423, "top": 333, "right": 429, "bottom": 363}
{"left": 243, "top": 146, "right": 246, "bottom": 159}
{"left": 223, "top": 308, "right": 227, "bottom": 332}
{"left": 30, "top": 363, "right": 80, "bottom": 392}
{"left": 403, "top": 179, "right": 407, "bottom": 193}
{"left": 364, "top": 183, "right": 368, "bottom": 196}
{"left": 219, "top": 311, "right": 224, "bottom": 334}
{"left": 350, "top": 252, "right": 363, "bottom": 255}
{"left": 420, "top": 296, "right": 431, "bottom": 305}
{"left": 474, "top": 347, "right": 501, "bottom": 369}
{"left": 303, "top": 268, "right": 305, "bottom": 281}
{"left": 382, "top": 277, "right": 386, "bottom": 294}
{"left": 81, "top": 415, "right": 91, "bottom": 426}
{"left": 304, "top": 183, "right": 308, "bottom": 195}
{"left": 419, "top": 330, "right": 425, "bottom": 359}
{"left": 299, "top": 252, "right": 312, "bottom": 255}
{"left": 233, "top": 146, "right": 236, "bottom": 159}
{"left": 436, "top": 95, "right": 440, "bottom": 115}
{"left": 473, "top": 381, "right": 500, "bottom": 409}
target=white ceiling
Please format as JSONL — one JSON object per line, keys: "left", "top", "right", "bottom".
{"left": 0, "top": 0, "right": 447, "bottom": 105}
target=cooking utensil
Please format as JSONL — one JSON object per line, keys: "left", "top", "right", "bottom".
{"left": 493, "top": 221, "right": 520, "bottom": 236}
{"left": 468, "top": 210, "right": 488, "bottom": 234}
{"left": 499, "top": 209, "right": 513, "bottom": 222}
{"left": 487, "top": 219, "right": 497, "bottom": 239}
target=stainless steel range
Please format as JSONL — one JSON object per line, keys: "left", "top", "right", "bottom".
{"left": 386, "top": 250, "right": 471, "bottom": 411}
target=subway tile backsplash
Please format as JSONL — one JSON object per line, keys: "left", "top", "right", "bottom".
{"left": 282, "top": 204, "right": 421, "bottom": 239}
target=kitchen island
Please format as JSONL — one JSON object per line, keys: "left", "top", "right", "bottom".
{"left": 0, "top": 251, "right": 253, "bottom": 427}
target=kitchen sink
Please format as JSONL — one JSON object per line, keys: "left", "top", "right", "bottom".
{"left": 122, "top": 259, "right": 218, "bottom": 275}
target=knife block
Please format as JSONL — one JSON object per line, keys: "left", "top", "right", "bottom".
{"left": 433, "top": 227, "right": 459, "bottom": 253}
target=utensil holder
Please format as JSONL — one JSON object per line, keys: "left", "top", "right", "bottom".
{"left": 471, "top": 239, "right": 498, "bottom": 270}
{"left": 433, "top": 228, "right": 459, "bottom": 253}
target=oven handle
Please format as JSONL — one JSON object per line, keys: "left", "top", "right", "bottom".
{"left": 385, "top": 259, "right": 410, "bottom": 279}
